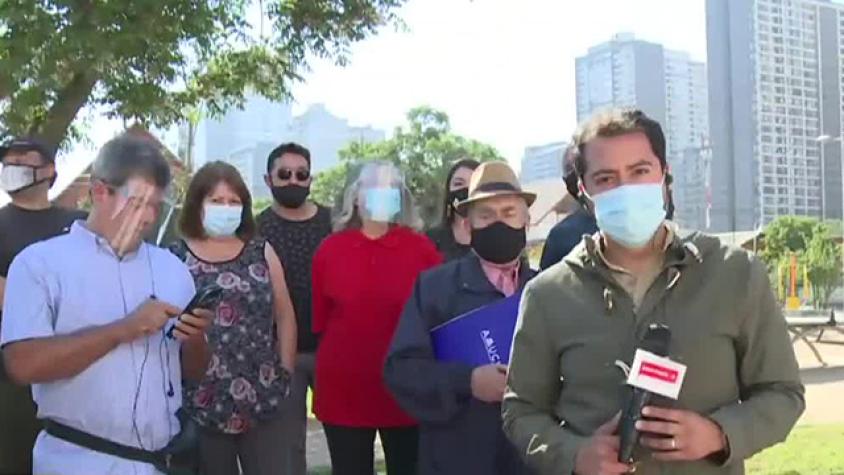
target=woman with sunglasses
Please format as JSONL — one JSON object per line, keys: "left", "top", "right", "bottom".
{"left": 312, "top": 161, "right": 441, "bottom": 475}
{"left": 257, "top": 143, "right": 333, "bottom": 473}
{"left": 426, "top": 159, "right": 481, "bottom": 262}
{"left": 168, "top": 161, "right": 297, "bottom": 475}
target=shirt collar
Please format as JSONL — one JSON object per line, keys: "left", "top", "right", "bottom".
{"left": 71, "top": 221, "right": 144, "bottom": 261}
{"left": 477, "top": 254, "right": 522, "bottom": 293}
{"left": 351, "top": 225, "right": 404, "bottom": 249}
{"left": 477, "top": 254, "right": 521, "bottom": 273}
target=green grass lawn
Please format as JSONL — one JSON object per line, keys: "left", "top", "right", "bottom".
{"left": 307, "top": 425, "right": 844, "bottom": 475}
{"left": 747, "top": 425, "right": 844, "bottom": 475}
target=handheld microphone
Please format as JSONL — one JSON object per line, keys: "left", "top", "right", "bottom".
{"left": 618, "top": 324, "right": 672, "bottom": 464}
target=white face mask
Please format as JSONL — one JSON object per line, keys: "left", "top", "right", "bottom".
{"left": 202, "top": 204, "right": 243, "bottom": 238}
{"left": 586, "top": 181, "right": 667, "bottom": 249}
{"left": 0, "top": 164, "right": 49, "bottom": 193}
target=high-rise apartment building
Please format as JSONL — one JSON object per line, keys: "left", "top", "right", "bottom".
{"left": 576, "top": 34, "right": 709, "bottom": 228}
{"left": 575, "top": 33, "right": 709, "bottom": 168}
{"left": 664, "top": 51, "right": 710, "bottom": 162}
{"left": 576, "top": 33, "right": 667, "bottom": 127}
{"left": 187, "top": 100, "right": 384, "bottom": 199}
{"left": 286, "top": 104, "right": 385, "bottom": 173}
{"left": 194, "top": 94, "right": 293, "bottom": 169}
{"left": 520, "top": 142, "right": 567, "bottom": 184}
{"left": 673, "top": 144, "right": 713, "bottom": 230}
{"left": 707, "top": 0, "right": 844, "bottom": 231}
{"left": 223, "top": 142, "right": 279, "bottom": 200}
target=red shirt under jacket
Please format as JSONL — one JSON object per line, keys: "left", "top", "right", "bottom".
{"left": 312, "top": 226, "right": 442, "bottom": 427}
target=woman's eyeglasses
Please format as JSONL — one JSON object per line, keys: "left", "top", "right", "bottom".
{"left": 277, "top": 168, "right": 310, "bottom": 182}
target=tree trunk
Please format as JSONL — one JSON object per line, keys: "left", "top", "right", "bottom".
{"left": 187, "top": 121, "right": 196, "bottom": 172}
{"left": 0, "top": 79, "right": 10, "bottom": 101}
{"left": 27, "top": 70, "right": 99, "bottom": 154}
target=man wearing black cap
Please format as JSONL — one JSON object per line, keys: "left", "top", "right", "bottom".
{"left": 0, "top": 137, "right": 86, "bottom": 474}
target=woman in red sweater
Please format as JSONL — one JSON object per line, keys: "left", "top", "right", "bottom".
{"left": 312, "top": 161, "right": 441, "bottom": 475}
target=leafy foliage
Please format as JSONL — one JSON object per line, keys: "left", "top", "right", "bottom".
{"left": 804, "top": 223, "right": 843, "bottom": 308}
{"left": 252, "top": 197, "right": 272, "bottom": 216}
{"left": 311, "top": 106, "right": 504, "bottom": 227}
{"left": 761, "top": 216, "right": 817, "bottom": 267}
{"left": 762, "top": 216, "right": 843, "bottom": 308}
{"left": 311, "top": 161, "right": 359, "bottom": 211}
{"left": 0, "top": 0, "right": 406, "bottom": 151}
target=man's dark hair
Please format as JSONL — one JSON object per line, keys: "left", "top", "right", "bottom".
{"left": 266, "top": 142, "right": 311, "bottom": 173}
{"left": 562, "top": 144, "right": 580, "bottom": 201}
{"left": 180, "top": 161, "right": 256, "bottom": 241}
{"left": 91, "top": 135, "right": 171, "bottom": 189}
{"left": 665, "top": 171, "right": 675, "bottom": 220}
{"left": 571, "top": 109, "right": 666, "bottom": 179}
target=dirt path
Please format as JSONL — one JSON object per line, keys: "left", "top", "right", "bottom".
{"left": 306, "top": 419, "right": 384, "bottom": 470}
{"left": 792, "top": 332, "right": 844, "bottom": 425}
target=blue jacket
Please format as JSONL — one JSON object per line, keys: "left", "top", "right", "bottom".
{"left": 539, "top": 209, "right": 599, "bottom": 270}
{"left": 385, "top": 254, "right": 535, "bottom": 475}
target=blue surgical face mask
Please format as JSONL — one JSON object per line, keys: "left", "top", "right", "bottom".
{"left": 203, "top": 204, "right": 243, "bottom": 237}
{"left": 591, "top": 182, "right": 666, "bottom": 249}
{"left": 362, "top": 187, "right": 401, "bottom": 222}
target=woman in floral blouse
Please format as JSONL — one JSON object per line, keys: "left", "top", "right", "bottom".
{"left": 169, "top": 161, "right": 296, "bottom": 475}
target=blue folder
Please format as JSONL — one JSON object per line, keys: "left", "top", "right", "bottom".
{"left": 429, "top": 291, "right": 523, "bottom": 367}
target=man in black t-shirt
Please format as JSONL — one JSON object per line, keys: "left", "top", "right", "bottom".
{"left": 0, "top": 137, "right": 87, "bottom": 474}
{"left": 257, "top": 142, "right": 332, "bottom": 474}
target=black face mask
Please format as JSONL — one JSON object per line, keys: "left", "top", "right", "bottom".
{"left": 447, "top": 188, "right": 469, "bottom": 218}
{"left": 471, "top": 221, "right": 526, "bottom": 264}
{"left": 271, "top": 185, "right": 310, "bottom": 209}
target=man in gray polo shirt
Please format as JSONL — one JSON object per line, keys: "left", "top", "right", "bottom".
{"left": 1, "top": 135, "right": 213, "bottom": 475}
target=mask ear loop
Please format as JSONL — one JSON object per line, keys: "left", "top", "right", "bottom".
{"left": 38, "top": 162, "right": 58, "bottom": 188}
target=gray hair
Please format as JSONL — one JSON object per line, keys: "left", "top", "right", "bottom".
{"left": 333, "top": 160, "right": 422, "bottom": 232}
{"left": 92, "top": 135, "right": 171, "bottom": 189}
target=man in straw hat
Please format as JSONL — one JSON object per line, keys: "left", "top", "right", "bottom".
{"left": 385, "top": 161, "right": 536, "bottom": 475}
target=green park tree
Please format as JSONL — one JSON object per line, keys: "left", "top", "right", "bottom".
{"left": 0, "top": 0, "right": 406, "bottom": 153}
{"left": 761, "top": 216, "right": 818, "bottom": 266}
{"left": 762, "top": 216, "right": 843, "bottom": 309}
{"left": 804, "top": 223, "right": 843, "bottom": 309}
{"left": 311, "top": 106, "right": 504, "bottom": 227}
{"left": 252, "top": 197, "right": 272, "bottom": 216}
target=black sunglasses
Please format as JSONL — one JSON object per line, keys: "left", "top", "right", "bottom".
{"left": 277, "top": 168, "right": 310, "bottom": 181}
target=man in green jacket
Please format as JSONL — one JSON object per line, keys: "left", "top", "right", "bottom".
{"left": 502, "top": 108, "right": 804, "bottom": 475}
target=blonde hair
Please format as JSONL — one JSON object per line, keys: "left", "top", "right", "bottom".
{"left": 333, "top": 161, "right": 423, "bottom": 231}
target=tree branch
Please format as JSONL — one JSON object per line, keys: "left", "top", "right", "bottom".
{"left": 0, "top": 78, "right": 10, "bottom": 101}
{"left": 28, "top": 69, "right": 99, "bottom": 153}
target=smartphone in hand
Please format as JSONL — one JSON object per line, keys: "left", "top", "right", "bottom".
{"left": 166, "top": 287, "right": 223, "bottom": 338}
